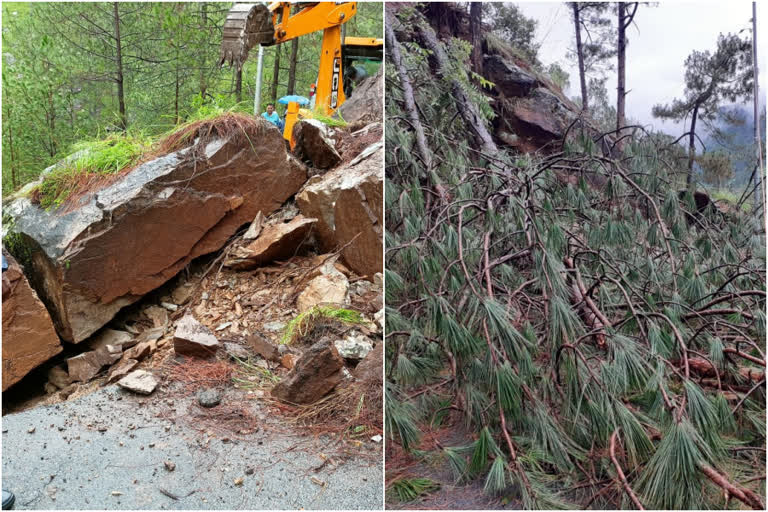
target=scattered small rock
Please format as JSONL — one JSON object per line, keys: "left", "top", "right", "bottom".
{"left": 164, "top": 460, "right": 176, "bottom": 472}
{"left": 234, "top": 477, "right": 244, "bottom": 486}
{"left": 371, "top": 434, "right": 382, "bottom": 443}
{"left": 105, "top": 358, "right": 140, "bottom": 385}
{"left": 243, "top": 211, "right": 265, "bottom": 240}
{"left": 27, "top": 427, "right": 36, "bottom": 434}
{"left": 171, "top": 282, "right": 195, "bottom": 305}
{"left": 247, "top": 334, "right": 281, "bottom": 362}
{"left": 197, "top": 389, "right": 222, "bottom": 408}
{"left": 271, "top": 339, "right": 345, "bottom": 404}
{"left": 160, "top": 302, "right": 178, "bottom": 312}
{"left": 173, "top": 315, "right": 219, "bottom": 358}
{"left": 334, "top": 333, "right": 373, "bottom": 360}
{"left": 262, "top": 321, "right": 285, "bottom": 333}
{"left": 117, "top": 370, "right": 158, "bottom": 395}
{"left": 281, "top": 353, "right": 298, "bottom": 370}
{"left": 223, "top": 342, "right": 249, "bottom": 360}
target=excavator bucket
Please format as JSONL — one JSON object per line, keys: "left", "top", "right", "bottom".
{"left": 219, "top": 3, "right": 275, "bottom": 71}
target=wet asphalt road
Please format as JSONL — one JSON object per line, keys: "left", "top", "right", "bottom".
{"left": 1, "top": 385, "right": 382, "bottom": 509}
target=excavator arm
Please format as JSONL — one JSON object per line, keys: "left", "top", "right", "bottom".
{"left": 219, "top": 2, "right": 381, "bottom": 115}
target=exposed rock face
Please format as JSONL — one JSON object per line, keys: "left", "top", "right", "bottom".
{"left": 338, "top": 65, "right": 383, "bottom": 127}
{"left": 483, "top": 54, "right": 539, "bottom": 97}
{"left": 2, "top": 250, "right": 62, "bottom": 390}
{"left": 173, "top": 315, "right": 219, "bottom": 358}
{"left": 5, "top": 129, "right": 307, "bottom": 343}
{"left": 292, "top": 119, "right": 342, "bottom": 169}
{"left": 498, "top": 88, "right": 578, "bottom": 153}
{"left": 225, "top": 215, "right": 318, "bottom": 269}
{"left": 271, "top": 339, "right": 344, "bottom": 404}
{"left": 296, "top": 143, "right": 383, "bottom": 279}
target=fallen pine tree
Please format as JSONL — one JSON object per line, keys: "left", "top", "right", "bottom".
{"left": 384, "top": 4, "right": 766, "bottom": 509}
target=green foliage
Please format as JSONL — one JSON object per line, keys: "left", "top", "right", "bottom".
{"left": 636, "top": 419, "right": 711, "bottom": 509}
{"left": 2, "top": 2, "right": 382, "bottom": 194}
{"left": 389, "top": 477, "right": 440, "bottom": 502}
{"left": 386, "top": 5, "right": 765, "bottom": 510}
{"left": 29, "top": 133, "right": 152, "bottom": 210}
{"left": 280, "top": 305, "right": 364, "bottom": 345}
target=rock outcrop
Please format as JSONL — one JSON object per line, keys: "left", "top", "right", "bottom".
{"left": 5, "top": 128, "right": 307, "bottom": 343}
{"left": 296, "top": 143, "right": 383, "bottom": 279}
{"left": 2, "top": 250, "right": 62, "bottom": 390}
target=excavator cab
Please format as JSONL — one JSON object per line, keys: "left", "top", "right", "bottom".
{"left": 219, "top": 2, "right": 382, "bottom": 146}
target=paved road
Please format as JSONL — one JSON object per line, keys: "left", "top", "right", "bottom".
{"left": 2, "top": 385, "right": 382, "bottom": 510}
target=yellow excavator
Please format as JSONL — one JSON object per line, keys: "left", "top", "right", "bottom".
{"left": 220, "top": 2, "right": 383, "bottom": 146}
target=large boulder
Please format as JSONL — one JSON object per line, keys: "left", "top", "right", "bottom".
{"left": 296, "top": 143, "right": 383, "bottom": 279}
{"left": 338, "top": 65, "right": 383, "bottom": 127}
{"left": 5, "top": 127, "right": 307, "bottom": 343}
{"left": 2, "top": 250, "right": 62, "bottom": 390}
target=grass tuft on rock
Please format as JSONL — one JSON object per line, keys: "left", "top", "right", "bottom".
{"left": 280, "top": 305, "right": 364, "bottom": 345}
{"left": 155, "top": 110, "right": 269, "bottom": 155}
{"left": 28, "top": 133, "right": 152, "bottom": 210}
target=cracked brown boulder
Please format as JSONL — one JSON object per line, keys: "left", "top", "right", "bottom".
{"left": 296, "top": 143, "right": 383, "bottom": 279}
{"left": 224, "top": 215, "right": 318, "bottom": 270}
{"left": 2, "top": 250, "right": 62, "bottom": 390}
{"left": 292, "top": 119, "right": 342, "bottom": 170}
{"left": 271, "top": 339, "right": 344, "bottom": 404}
{"left": 5, "top": 127, "right": 307, "bottom": 343}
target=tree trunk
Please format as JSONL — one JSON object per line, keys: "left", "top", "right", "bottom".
{"left": 235, "top": 68, "right": 243, "bottom": 103}
{"left": 470, "top": 2, "right": 483, "bottom": 75}
{"left": 385, "top": 20, "right": 432, "bottom": 172}
{"left": 572, "top": 3, "right": 588, "bottom": 113}
{"left": 752, "top": 1, "right": 764, "bottom": 217}
{"left": 616, "top": 3, "right": 627, "bottom": 151}
{"left": 414, "top": 12, "right": 498, "bottom": 158}
{"left": 286, "top": 38, "right": 299, "bottom": 95}
{"left": 687, "top": 105, "right": 699, "bottom": 188}
{"left": 199, "top": 2, "right": 208, "bottom": 98}
{"left": 113, "top": 2, "right": 127, "bottom": 131}
{"left": 47, "top": 84, "right": 57, "bottom": 156}
{"left": 270, "top": 45, "right": 281, "bottom": 103}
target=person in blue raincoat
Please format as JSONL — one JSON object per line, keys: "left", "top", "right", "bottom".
{"left": 261, "top": 103, "right": 284, "bottom": 131}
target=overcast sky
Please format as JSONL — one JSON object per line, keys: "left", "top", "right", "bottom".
{"left": 516, "top": 1, "right": 766, "bottom": 136}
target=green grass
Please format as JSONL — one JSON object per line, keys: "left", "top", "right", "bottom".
{"left": 280, "top": 305, "right": 364, "bottom": 345}
{"left": 28, "top": 133, "right": 153, "bottom": 210}
{"left": 231, "top": 356, "right": 280, "bottom": 390}
{"left": 389, "top": 477, "right": 440, "bottom": 502}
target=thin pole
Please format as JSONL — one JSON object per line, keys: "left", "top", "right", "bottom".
{"left": 254, "top": 45, "right": 265, "bottom": 115}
